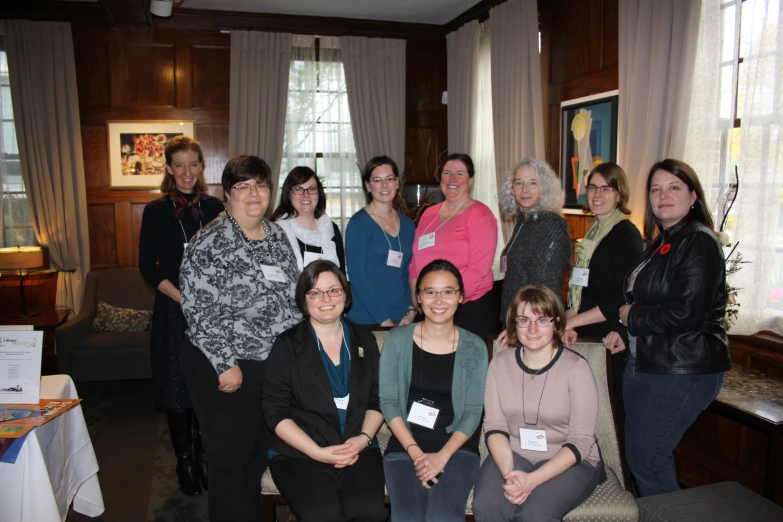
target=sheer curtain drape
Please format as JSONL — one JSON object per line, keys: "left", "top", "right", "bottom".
{"left": 446, "top": 20, "right": 480, "bottom": 153}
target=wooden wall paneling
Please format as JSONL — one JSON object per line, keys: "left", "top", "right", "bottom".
{"left": 114, "top": 201, "right": 135, "bottom": 267}
{"left": 73, "top": 41, "right": 110, "bottom": 107}
{"left": 132, "top": 202, "right": 147, "bottom": 266}
{"left": 80, "top": 107, "right": 230, "bottom": 125}
{"left": 174, "top": 44, "right": 193, "bottom": 109}
{"left": 548, "top": 0, "right": 591, "bottom": 84}
{"left": 88, "top": 204, "right": 118, "bottom": 268}
{"left": 85, "top": 189, "right": 161, "bottom": 205}
{"left": 598, "top": 0, "right": 619, "bottom": 71}
{"left": 125, "top": 43, "right": 176, "bottom": 107}
{"left": 405, "top": 128, "right": 440, "bottom": 186}
{"left": 196, "top": 124, "right": 229, "bottom": 184}
{"left": 82, "top": 125, "right": 109, "bottom": 188}
{"left": 0, "top": 272, "right": 58, "bottom": 318}
{"left": 192, "top": 46, "right": 231, "bottom": 109}
{"left": 108, "top": 41, "right": 126, "bottom": 108}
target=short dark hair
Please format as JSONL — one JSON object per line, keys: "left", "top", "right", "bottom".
{"left": 270, "top": 166, "right": 327, "bottom": 220}
{"left": 643, "top": 159, "right": 714, "bottom": 247}
{"left": 161, "top": 136, "right": 207, "bottom": 194}
{"left": 440, "top": 153, "right": 475, "bottom": 178}
{"left": 415, "top": 259, "right": 465, "bottom": 294}
{"left": 221, "top": 156, "right": 272, "bottom": 202}
{"left": 505, "top": 285, "right": 567, "bottom": 349}
{"left": 295, "top": 260, "right": 352, "bottom": 316}
{"left": 583, "top": 162, "right": 632, "bottom": 215}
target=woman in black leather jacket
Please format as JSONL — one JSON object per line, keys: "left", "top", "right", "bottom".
{"left": 604, "top": 159, "right": 729, "bottom": 497}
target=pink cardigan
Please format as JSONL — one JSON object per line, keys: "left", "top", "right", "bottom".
{"left": 409, "top": 201, "right": 498, "bottom": 303}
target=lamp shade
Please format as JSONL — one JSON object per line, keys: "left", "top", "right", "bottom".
{"left": 0, "top": 246, "right": 45, "bottom": 270}
{"left": 150, "top": 0, "right": 173, "bottom": 17}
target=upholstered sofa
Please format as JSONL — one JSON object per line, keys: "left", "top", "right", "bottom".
{"left": 261, "top": 332, "right": 638, "bottom": 521}
{"left": 56, "top": 268, "right": 156, "bottom": 382}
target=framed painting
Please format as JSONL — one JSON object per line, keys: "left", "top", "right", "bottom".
{"left": 560, "top": 91, "right": 619, "bottom": 207}
{"left": 107, "top": 121, "right": 196, "bottom": 189}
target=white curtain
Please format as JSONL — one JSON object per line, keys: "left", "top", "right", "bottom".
{"left": 281, "top": 37, "right": 361, "bottom": 232}
{"left": 489, "top": 0, "right": 545, "bottom": 240}
{"left": 229, "top": 30, "right": 293, "bottom": 209}
{"left": 618, "top": 0, "right": 702, "bottom": 225}
{"left": 3, "top": 20, "right": 90, "bottom": 313}
{"left": 446, "top": 20, "right": 480, "bottom": 153}
{"left": 341, "top": 36, "right": 406, "bottom": 172}
{"left": 685, "top": 0, "right": 783, "bottom": 335}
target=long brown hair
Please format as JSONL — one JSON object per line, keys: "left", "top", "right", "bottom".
{"left": 160, "top": 136, "right": 208, "bottom": 195}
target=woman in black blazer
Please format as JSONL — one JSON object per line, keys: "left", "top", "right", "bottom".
{"left": 262, "top": 260, "right": 388, "bottom": 522}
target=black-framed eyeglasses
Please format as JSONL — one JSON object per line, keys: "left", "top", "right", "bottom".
{"left": 419, "top": 289, "right": 460, "bottom": 300}
{"left": 291, "top": 185, "right": 319, "bottom": 195}
{"left": 586, "top": 185, "right": 616, "bottom": 194}
{"left": 306, "top": 287, "right": 344, "bottom": 300}
{"left": 515, "top": 316, "right": 555, "bottom": 328}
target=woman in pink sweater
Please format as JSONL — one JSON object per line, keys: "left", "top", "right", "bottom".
{"left": 472, "top": 285, "right": 605, "bottom": 521}
{"left": 409, "top": 153, "right": 499, "bottom": 339}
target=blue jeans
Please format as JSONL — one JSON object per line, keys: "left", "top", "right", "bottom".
{"left": 383, "top": 449, "right": 480, "bottom": 522}
{"left": 623, "top": 356, "right": 724, "bottom": 496}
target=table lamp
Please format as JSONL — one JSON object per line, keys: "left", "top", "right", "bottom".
{"left": 0, "top": 246, "right": 45, "bottom": 318}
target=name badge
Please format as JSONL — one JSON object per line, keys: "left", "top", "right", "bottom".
{"left": 260, "top": 264, "right": 287, "bottom": 283}
{"left": 418, "top": 232, "right": 436, "bottom": 250}
{"left": 519, "top": 428, "right": 548, "bottom": 452}
{"left": 334, "top": 394, "right": 349, "bottom": 410}
{"left": 500, "top": 255, "right": 508, "bottom": 273}
{"left": 571, "top": 267, "right": 590, "bottom": 287}
{"left": 303, "top": 251, "right": 325, "bottom": 266}
{"left": 407, "top": 400, "right": 439, "bottom": 429}
{"left": 387, "top": 250, "right": 403, "bottom": 268}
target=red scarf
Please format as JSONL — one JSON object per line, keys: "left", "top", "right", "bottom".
{"left": 170, "top": 190, "right": 205, "bottom": 221}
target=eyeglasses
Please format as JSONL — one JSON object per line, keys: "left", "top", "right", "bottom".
{"left": 291, "top": 185, "right": 319, "bottom": 195}
{"left": 515, "top": 316, "right": 555, "bottom": 328}
{"left": 232, "top": 182, "right": 269, "bottom": 194}
{"left": 586, "top": 185, "right": 616, "bottom": 194}
{"left": 370, "top": 176, "right": 397, "bottom": 185}
{"left": 419, "top": 289, "right": 460, "bottom": 300}
{"left": 306, "top": 287, "right": 345, "bottom": 300}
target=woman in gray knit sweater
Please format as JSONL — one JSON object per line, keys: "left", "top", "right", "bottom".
{"left": 498, "top": 158, "right": 571, "bottom": 324}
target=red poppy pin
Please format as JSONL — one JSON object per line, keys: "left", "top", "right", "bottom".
{"left": 659, "top": 243, "right": 672, "bottom": 255}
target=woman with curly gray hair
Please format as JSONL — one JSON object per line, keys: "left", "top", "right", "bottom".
{"left": 498, "top": 158, "right": 571, "bottom": 327}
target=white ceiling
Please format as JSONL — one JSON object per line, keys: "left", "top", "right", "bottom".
{"left": 178, "top": 0, "right": 483, "bottom": 25}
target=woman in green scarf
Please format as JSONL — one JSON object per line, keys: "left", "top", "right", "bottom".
{"left": 563, "top": 162, "right": 642, "bottom": 417}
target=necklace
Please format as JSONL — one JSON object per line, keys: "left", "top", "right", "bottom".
{"left": 523, "top": 346, "right": 555, "bottom": 380}
{"left": 225, "top": 210, "right": 283, "bottom": 263}
{"left": 370, "top": 201, "right": 398, "bottom": 233}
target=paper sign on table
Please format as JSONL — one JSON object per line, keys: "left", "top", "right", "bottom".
{"left": 0, "top": 330, "right": 43, "bottom": 404}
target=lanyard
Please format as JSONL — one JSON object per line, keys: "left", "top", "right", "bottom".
{"left": 418, "top": 200, "right": 468, "bottom": 237}
{"left": 315, "top": 321, "right": 351, "bottom": 362}
{"left": 503, "top": 218, "right": 526, "bottom": 254}
{"left": 369, "top": 202, "right": 402, "bottom": 253}
{"left": 521, "top": 347, "right": 555, "bottom": 425}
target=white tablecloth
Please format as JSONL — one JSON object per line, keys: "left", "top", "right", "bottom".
{"left": 0, "top": 375, "right": 105, "bottom": 522}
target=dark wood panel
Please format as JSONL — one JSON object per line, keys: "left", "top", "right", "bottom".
{"left": 73, "top": 27, "right": 231, "bottom": 46}
{"left": 82, "top": 125, "right": 109, "bottom": 188}
{"left": 406, "top": 40, "right": 445, "bottom": 113}
{"left": 0, "top": 271, "right": 58, "bottom": 318}
{"left": 88, "top": 204, "right": 118, "bottom": 268}
{"left": 108, "top": 41, "right": 126, "bottom": 108}
{"left": 132, "top": 202, "right": 146, "bottom": 266}
{"left": 196, "top": 124, "right": 229, "bottom": 185}
{"left": 405, "top": 128, "right": 440, "bottom": 185}
{"left": 114, "top": 201, "right": 135, "bottom": 267}
{"left": 599, "top": 0, "right": 619, "bottom": 71}
{"left": 125, "top": 43, "right": 176, "bottom": 107}
{"left": 175, "top": 45, "right": 193, "bottom": 109}
{"left": 192, "top": 46, "right": 231, "bottom": 109}
{"left": 549, "top": 0, "right": 591, "bottom": 84}
{"left": 86, "top": 188, "right": 162, "bottom": 205}
{"left": 99, "top": 0, "right": 152, "bottom": 27}
{"left": 74, "top": 41, "right": 110, "bottom": 107}
{"left": 80, "top": 107, "right": 229, "bottom": 125}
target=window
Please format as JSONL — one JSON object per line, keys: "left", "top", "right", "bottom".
{"left": 280, "top": 36, "right": 362, "bottom": 232}
{"left": 0, "top": 49, "right": 35, "bottom": 247}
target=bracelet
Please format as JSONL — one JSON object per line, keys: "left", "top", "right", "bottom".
{"left": 360, "top": 432, "right": 373, "bottom": 446}
{"left": 407, "top": 306, "right": 416, "bottom": 315}
{"left": 406, "top": 443, "right": 419, "bottom": 452}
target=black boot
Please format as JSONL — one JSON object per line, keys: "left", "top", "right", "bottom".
{"left": 193, "top": 414, "right": 208, "bottom": 491}
{"left": 167, "top": 409, "right": 202, "bottom": 496}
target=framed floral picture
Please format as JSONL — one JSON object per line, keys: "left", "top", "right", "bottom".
{"left": 107, "top": 121, "right": 196, "bottom": 189}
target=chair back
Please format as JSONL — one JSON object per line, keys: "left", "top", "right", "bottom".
{"left": 94, "top": 268, "right": 156, "bottom": 311}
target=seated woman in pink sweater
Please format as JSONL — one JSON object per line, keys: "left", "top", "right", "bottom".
{"left": 472, "top": 285, "right": 605, "bottom": 522}
{"left": 409, "top": 153, "right": 499, "bottom": 339}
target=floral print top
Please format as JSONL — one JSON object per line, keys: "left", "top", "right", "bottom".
{"left": 180, "top": 212, "right": 302, "bottom": 374}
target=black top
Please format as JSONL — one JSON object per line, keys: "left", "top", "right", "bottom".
{"left": 296, "top": 222, "right": 346, "bottom": 272}
{"left": 139, "top": 192, "right": 225, "bottom": 290}
{"left": 386, "top": 341, "right": 481, "bottom": 455}
{"left": 576, "top": 220, "right": 644, "bottom": 340}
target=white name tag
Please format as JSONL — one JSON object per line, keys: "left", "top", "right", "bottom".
{"left": 418, "top": 232, "right": 436, "bottom": 250}
{"left": 303, "top": 251, "right": 325, "bottom": 266}
{"left": 519, "top": 428, "right": 548, "bottom": 452}
{"left": 407, "top": 400, "right": 439, "bottom": 429}
{"left": 571, "top": 267, "right": 590, "bottom": 287}
{"left": 260, "top": 264, "right": 287, "bottom": 283}
{"left": 387, "top": 250, "right": 403, "bottom": 268}
{"left": 334, "top": 394, "right": 349, "bottom": 410}
{"left": 500, "top": 255, "right": 508, "bottom": 273}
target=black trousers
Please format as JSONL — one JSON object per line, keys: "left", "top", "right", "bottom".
{"left": 269, "top": 448, "right": 388, "bottom": 522}
{"left": 181, "top": 340, "right": 270, "bottom": 522}
{"left": 454, "top": 290, "right": 500, "bottom": 341}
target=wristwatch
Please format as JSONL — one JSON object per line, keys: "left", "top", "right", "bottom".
{"left": 360, "top": 432, "right": 373, "bottom": 446}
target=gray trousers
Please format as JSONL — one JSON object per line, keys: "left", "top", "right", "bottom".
{"left": 472, "top": 452, "right": 604, "bottom": 522}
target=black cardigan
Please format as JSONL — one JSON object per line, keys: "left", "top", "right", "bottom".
{"left": 262, "top": 319, "right": 380, "bottom": 459}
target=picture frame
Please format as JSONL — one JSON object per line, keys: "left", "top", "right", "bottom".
{"left": 107, "top": 121, "right": 196, "bottom": 189}
{"left": 560, "top": 91, "right": 619, "bottom": 207}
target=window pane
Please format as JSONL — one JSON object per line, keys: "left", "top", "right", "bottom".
{"left": 722, "top": 3, "right": 736, "bottom": 62}
{"left": 720, "top": 64, "right": 734, "bottom": 120}
{"left": 736, "top": 61, "right": 747, "bottom": 120}
{"left": 739, "top": 0, "right": 755, "bottom": 57}
{"left": 1, "top": 86, "right": 13, "bottom": 120}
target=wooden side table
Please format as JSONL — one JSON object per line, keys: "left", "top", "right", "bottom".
{"left": 1, "top": 309, "right": 70, "bottom": 375}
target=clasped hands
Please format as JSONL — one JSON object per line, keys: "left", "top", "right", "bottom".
{"left": 318, "top": 435, "right": 368, "bottom": 468}
{"left": 409, "top": 446, "right": 449, "bottom": 490}
{"left": 502, "top": 470, "right": 537, "bottom": 505}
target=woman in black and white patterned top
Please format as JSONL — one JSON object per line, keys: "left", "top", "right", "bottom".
{"left": 180, "top": 155, "right": 301, "bottom": 522}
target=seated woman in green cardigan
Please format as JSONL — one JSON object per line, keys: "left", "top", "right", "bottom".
{"left": 379, "top": 259, "right": 489, "bottom": 522}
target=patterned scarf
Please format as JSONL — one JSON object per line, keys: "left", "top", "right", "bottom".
{"left": 170, "top": 189, "right": 205, "bottom": 221}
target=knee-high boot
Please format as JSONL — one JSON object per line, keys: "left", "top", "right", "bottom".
{"left": 192, "top": 414, "right": 208, "bottom": 490}
{"left": 167, "top": 409, "right": 202, "bottom": 496}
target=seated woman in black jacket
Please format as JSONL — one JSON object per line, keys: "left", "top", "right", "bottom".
{"left": 262, "top": 260, "right": 388, "bottom": 522}
{"left": 605, "top": 159, "right": 730, "bottom": 497}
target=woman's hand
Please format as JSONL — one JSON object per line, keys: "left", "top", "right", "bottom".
{"left": 619, "top": 304, "right": 631, "bottom": 327}
{"left": 217, "top": 365, "right": 242, "bottom": 393}
{"left": 502, "top": 470, "right": 536, "bottom": 504}
{"left": 380, "top": 318, "right": 396, "bottom": 327}
{"left": 413, "top": 451, "right": 450, "bottom": 489}
{"left": 563, "top": 329, "right": 578, "bottom": 348}
{"left": 496, "top": 330, "right": 509, "bottom": 350}
{"left": 331, "top": 435, "right": 368, "bottom": 468}
{"left": 397, "top": 311, "right": 415, "bottom": 326}
{"left": 314, "top": 443, "right": 355, "bottom": 466}
{"left": 603, "top": 331, "right": 627, "bottom": 354}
